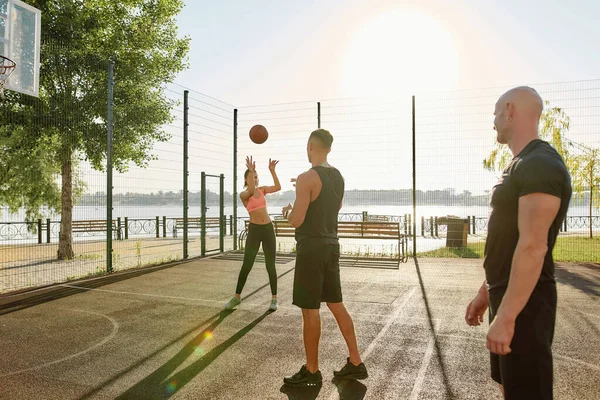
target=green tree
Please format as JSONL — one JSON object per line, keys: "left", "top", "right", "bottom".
{"left": 1, "top": 0, "right": 189, "bottom": 259}
{"left": 483, "top": 102, "right": 600, "bottom": 237}
{"left": 569, "top": 143, "right": 600, "bottom": 238}
{"left": 483, "top": 103, "right": 574, "bottom": 172}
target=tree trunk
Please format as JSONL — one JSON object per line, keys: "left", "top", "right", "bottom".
{"left": 57, "top": 157, "right": 74, "bottom": 260}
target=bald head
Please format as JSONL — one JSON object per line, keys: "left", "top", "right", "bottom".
{"left": 493, "top": 86, "right": 544, "bottom": 147}
{"left": 498, "top": 86, "right": 544, "bottom": 120}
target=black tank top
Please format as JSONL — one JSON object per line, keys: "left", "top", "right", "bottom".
{"left": 295, "top": 166, "right": 344, "bottom": 254}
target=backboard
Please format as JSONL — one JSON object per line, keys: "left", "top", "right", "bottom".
{"left": 0, "top": 0, "right": 41, "bottom": 97}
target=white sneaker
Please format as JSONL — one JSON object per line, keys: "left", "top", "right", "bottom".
{"left": 224, "top": 297, "right": 241, "bottom": 310}
{"left": 269, "top": 299, "right": 278, "bottom": 311}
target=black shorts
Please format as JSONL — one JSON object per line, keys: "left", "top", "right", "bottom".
{"left": 488, "top": 283, "right": 557, "bottom": 400}
{"left": 292, "top": 244, "right": 342, "bottom": 309}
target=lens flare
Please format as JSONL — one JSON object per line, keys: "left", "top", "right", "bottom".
{"left": 165, "top": 379, "right": 178, "bottom": 395}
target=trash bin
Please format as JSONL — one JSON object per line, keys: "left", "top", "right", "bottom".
{"left": 437, "top": 216, "right": 469, "bottom": 248}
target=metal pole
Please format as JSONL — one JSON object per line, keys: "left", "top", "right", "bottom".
{"left": 317, "top": 102, "right": 321, "bottom": 128}
{"left": 220, "top": 173, "right": 225, "bottom": 252}
{"left": 233, "top": 109, "right": 238, "bottom": 250}
{"left": 183, "top": 90, "right": 189, "bottom": 259}
{"left": 107, "top": 60, "right": 115, "bottom": 273}
{"left": 201, "top": 172, "right": 207, "bottom": 256}
{"left": 412, "top": 95, "right": 417, "bottom": 257}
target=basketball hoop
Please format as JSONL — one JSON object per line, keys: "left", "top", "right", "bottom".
{"left": 0, "top": 55, "right": 17, "bottom": 100}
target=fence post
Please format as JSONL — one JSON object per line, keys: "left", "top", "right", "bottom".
{"left": 201, "top": 172, "right": 207, "bottom": 256}
{"left": 124, "top": 217, "right": 129, "bottom": 240}
{"left": 421, "top": 216, "right": 425, "bottom": 237}
{"left": 162, "top": 216, "right": 167, "bottom": 238}
{"left": 183, "top": 90, "right": 189, "bottom": 259}
{"left": 220, "top": 173, "right": 225, "bottom": 253}
{"left": 117, "top": 217, "right": 122, "bottom": 240}
{"left": 106, "top": 60, "right": 115, "bottom": 273}
{"left": 362, "top": 211, "right": 368, "bottom": 221}
{"left": 434, "top": 217, "right": 439, "bottom": 237}
{"left": 155, "top": 216, "right": 159, "bottom": 238}
{"left": 233, "top": 109, "right": 238, "bottom": 250}
{"left": 472, "top": 216, "right": 476, "bottom": 235}
{"left": 46, "top": 218, "right": 51, "bottom": 243}
{"left": 412, "top": 95, "right": 417, "bottom": 256}
{"left": 37, "top": 219, "right": 42, "bottom": 244}
{"left": 317, "top": 101, "right": 321, "bottom": 128}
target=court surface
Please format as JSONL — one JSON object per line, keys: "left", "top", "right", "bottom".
{"left": 1, "top": 255, "right": 598, "bottom": 399}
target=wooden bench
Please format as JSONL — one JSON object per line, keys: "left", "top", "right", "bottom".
{"left": 173, "top": 217, "right": 223, "bottom": 237}
{"left": 239, "top": 219, "right": 407, "bottom": 262}
{"left": 365, "top": 214, "right": 389, "bottom": 222}
{"left": 72, "top": 220, "right": 122, "bottom": 240}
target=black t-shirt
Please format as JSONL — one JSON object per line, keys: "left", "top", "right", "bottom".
{"left": 295, "top": 166, "right": 344, "bottom": 254}
{"left": 484, "top": 139, "right": 572, "bottom": 291}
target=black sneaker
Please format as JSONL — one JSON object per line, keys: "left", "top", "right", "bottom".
{"left": 283, "top": 365, "right": 323, "bottom": 387}
{"left": 333, "top": 358, "right": 368, "bottom": 380}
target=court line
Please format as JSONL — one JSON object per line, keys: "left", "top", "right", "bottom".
{"left": 409, "top": 319, "right": 442, "bottom": 400}
{"left": 327, "top": 286, "right": 418, "bottom": 400}
{"left": 437, "top": 333, "right": 600, "bottom": 373}
{"left": 59, "top": 283, "right": 227, "bottom": 306}
{"left": 559, "top": 306, "right": 600, "bottom": 320}
{"left": 0, "top": 308, "right": 119, "bottom": 378}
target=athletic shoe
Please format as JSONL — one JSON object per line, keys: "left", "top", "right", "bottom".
{"left": 283, "top": 365, "right": 323, "bottom": 387}
{"left": 333, "top": 358, "right": 368, "bottom": 380}
{"left": 269, "top": 299, "right": 278, "bottom": 311}
{"left": 224, "top": 297, "right": 241, "bottom": 310}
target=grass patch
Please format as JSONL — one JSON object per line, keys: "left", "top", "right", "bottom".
{"left": 417, "top": 236, "right": 600, "bottom": 263}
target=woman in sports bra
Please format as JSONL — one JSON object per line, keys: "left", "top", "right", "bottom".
{"left": 224, "top": 156, "right": 281, "bottom": 311}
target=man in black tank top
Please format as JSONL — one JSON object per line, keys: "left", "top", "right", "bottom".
{"left": 281, "top": 129, "right": 368, "bottom": 388}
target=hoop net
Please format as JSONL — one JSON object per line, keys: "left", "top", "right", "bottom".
{"left": 0, "top": 55, "right": 17, "bottom": 100}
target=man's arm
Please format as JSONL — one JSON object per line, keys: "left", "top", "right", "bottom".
{"left": 495, "top": 192, "right": 560, "bottom": 322}
{"left": 285, "top": 172, "right": 312, "bottom": 228}
{"left": 487, "top": 192, "right": 560, "bottom": 355}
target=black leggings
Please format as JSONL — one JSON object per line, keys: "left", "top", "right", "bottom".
{"left": 236, "top": 222, "right": 277, "bottom": 296}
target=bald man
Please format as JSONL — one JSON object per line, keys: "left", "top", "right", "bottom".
{"left": 282, "top": 129, "right": 367, "bottom": 387}
{"left": 465, "top": 87, "right": 572, "bottom": 399}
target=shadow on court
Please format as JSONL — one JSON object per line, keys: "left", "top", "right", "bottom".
{"left": 555, "top": 263, "right": 600, "bottom": 297}
{"left": 413, "top": 257, "right": 455, "bottom": 399}
{"left": 115, "top": 310, "right": 271, "bottom": 399}
{"left": 280, "top": 378, "right": 367, "bottom": 400}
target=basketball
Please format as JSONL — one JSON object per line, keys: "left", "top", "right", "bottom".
{"left": 249, "top": 125, "right": 268, "bottom": 144}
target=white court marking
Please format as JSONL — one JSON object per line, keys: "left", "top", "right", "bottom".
{"left": 327, "top": 287, "right": 419, "bottom": 400}
{"left": 409, "top": 319, "right": 442, "bottom": 400}
{"left": 559, "top": 306, "right": 600, "bottom": 320}
{"left": 0, "top": 308, "right": 119, "bottom": 377}
{"left": 437, "top": 333, "right": 600, "bottom": 373}
{"left": 60, "top": 283, "right": 227, "bottom": 306}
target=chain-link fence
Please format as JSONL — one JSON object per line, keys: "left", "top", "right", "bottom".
{"left": 2, "top": 38, "right": 599, "bottom": 294}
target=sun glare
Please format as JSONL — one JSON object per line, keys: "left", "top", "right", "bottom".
{"left": 341, "top": 10, "right": 459, "bottom": 97}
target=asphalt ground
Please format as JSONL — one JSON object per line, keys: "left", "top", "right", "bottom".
{"left": 0, "top": 254, "right": 598, "bottom": 399}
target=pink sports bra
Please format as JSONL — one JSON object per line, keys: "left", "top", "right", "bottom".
{"left": 246, "top": 189, "right": 267, "bottom": 213}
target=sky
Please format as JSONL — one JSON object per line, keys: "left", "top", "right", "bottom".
{"left": 76, "top": 0, "right": 600, "bottom": 203}
{"left": 174, "top": 0, "right": 600, "bottom": 105}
